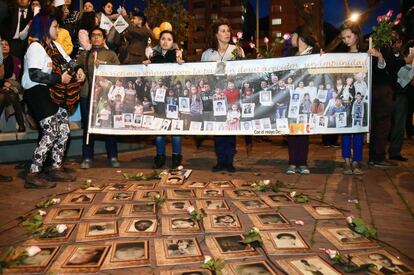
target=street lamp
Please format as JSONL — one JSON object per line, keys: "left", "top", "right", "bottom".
{"left": 349, "top": 12, "right": 360, "bottom": 22}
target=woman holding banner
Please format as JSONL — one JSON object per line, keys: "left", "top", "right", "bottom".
{"left": 286, "top": 26, "right": 319, "bottom": 175}
{"left": 201, "top": 18, "right": 244, "bottom": 173}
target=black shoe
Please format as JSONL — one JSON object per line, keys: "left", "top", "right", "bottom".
{"left": 171, "top": 154, "right": 182, "bottom": 169}
{"left": 153, "top": 154, "right": 166, "bottom": 169}
{"left": 0, "top": 174, "right": 13, "bottom": 182}
{"left": 226, "top": 164, "right": 236, "bottom": 173}
{"left": 25, "top": 173, "right": 56, "bottom": 189}
{"left": 389, "top": 155, "right": 408, "bottom": 161}
{"left": 212, "top": 163, "right": 225, "bottom": 172}
{"left": 47, "top": 168, "right": 76, "bottom": 182}
{"left": 374, "top": 160, "right": 398, "bottom": 167}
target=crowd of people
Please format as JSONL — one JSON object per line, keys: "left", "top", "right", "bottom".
{"left": 0, "top": 0, "right": 414, "bottom": 189}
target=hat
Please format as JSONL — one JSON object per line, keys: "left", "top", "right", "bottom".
{"left": 53, "top": 0, "right": 65, "bottom": 7}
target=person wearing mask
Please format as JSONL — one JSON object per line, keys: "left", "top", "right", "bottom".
{"left": 201, "top": 18, "right": 244, "bottom": 173}
{"left": 22, "top": 13, "right": 85, "bottom": 188}
{"left": 77, "top": 27, "right": 121, "bottom": 169}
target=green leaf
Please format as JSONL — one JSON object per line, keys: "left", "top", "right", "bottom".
{"left": 122, "top": 173, "right": 129, "bottom": 179}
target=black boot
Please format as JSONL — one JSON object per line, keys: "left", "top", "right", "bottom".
{"left": 25, "top": 173, "right": 56, "bottom": 189}
{"left": 153, "top": 154, "right": 166, "bottom": 169}
{"left": 171, "top": 154, "right": 182, "bottom": 169}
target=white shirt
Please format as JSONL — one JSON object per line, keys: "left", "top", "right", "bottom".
{"left": 201, "top": 44, "right": 244, "bottom": 62}
{"left": 13, "top": 8, "right": 28, "bottom": 39}
{"left": 108, "top": 85, "right": 126, "bottom": 101}
{"left": 22, "top": 41, "right": 71, "bottom": 90}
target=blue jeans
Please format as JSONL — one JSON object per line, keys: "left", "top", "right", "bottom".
{"left": 155, "top": 136, "right": 182, "bottom": 155}
{"left": 80, "top": 97, "right": 118, "bottom": 159}
{"left": 341, "top": 133, "right": 363, "bottom": 161}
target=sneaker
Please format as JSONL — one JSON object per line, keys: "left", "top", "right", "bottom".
{"left": 343, "top": 161, "right": 353, "bottom": 175}
{"left": 374, "top": 160, "right": 398, "bottom": 167}
{"left": 25, "top": 173, "right": 56, "bottom": 189}
{"left": 352, "top": 161, "right": 363, "bottom": 175}
{"left": 48, "top": 168, "right": 76, "bottom": 182}
{"left": 297, "top": 166, "right": 310, "bottom": 174}
{"left": 212, "top": 163, "right": 225, "bottom": 172}
{"left": 109, "top": 158, "right": 120, "bottom": 168}
{"left": 226, "top": 164, "right": 236, "bottom": 173}
{"left": 80, "top": 158, "right": 92, "bottom": 169}
{"left": 286, "top": 165, "right": 296, "bottom": 175}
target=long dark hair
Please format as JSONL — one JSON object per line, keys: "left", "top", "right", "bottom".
{"left": 79, "top": 11, "right": 97, "bottom": 32}
{"left": 339, "top": 23, "right": 366, "bottom": 52}
{"left": 207, "top": 18, "right": 231, "bottom": 51}
{"left": 30, "top": 13, "right": 56, "bottom": 41}
{"left": 292, "top": 25, "right": 320, "bottom": 50}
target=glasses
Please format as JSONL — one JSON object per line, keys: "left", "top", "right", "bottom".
{"left": 91, "top": 33, "right": 103, "bottom": 38}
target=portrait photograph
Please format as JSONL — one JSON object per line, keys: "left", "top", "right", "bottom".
{"left": 260, "top": 117, "right": 272, "bottom": 130}
{"left": 204, "top": 121, "right": 215, "bottom": 131}
{"left": 318, "top": 115, "right": 328, "bottom": 128}
{"left": 155, "top": 88, "right": 166, "bottom": 102}
{"left": 317, "top": 89, "right": 327, "bottom": 102}
{"left": 242, "top": 103, "right": 255, "bottom": 118}
{"left": 123, "top": 202, "right": 157, "bottom": 217}
{"left": 133, "top": 114, "right": 143, "bottom": 127}
{"left": 161, "top": 119, "right": 172, "bottom": 130}
{"left": 151, "top": 117, "right": 164, "bottom": 130}
{"left": 184, "top": 181, "right": 208, "bottom": 188}
{"left": 166, "top": 189, "right": 196, "bottom": 199}
{"left": 349, "top": 249, "right": 414, "bottom": 275}
{"left": 63, "top": 245, "right": 109, "bottom": 268}
{"left": 259, "top": 193, "right": 295, "bottom": 207}
{"left": 131, "top": 182, "right": 157, "bottom": 190}
{"left": 154, "top": 237, "right": 203, "bottom": 266}
{"left": 318, "top": 227, "right": 378, "bottom": 250}
{"left": 45, "top": 207, "right": 83, "bottom": 223}
{"left": 189, "top": 121, "right": 203, "bottom": 131}
{"left": 263, "top": 230, "right": 310, "bottom": 254}
{"left": 213, "top": 100, "right": 227, "bottom": 116}
{"left": 103, "top": 191, "right": 134, "bottom": 203}
{"left": 288, "top": 104, "right": 300, "bottom": 118}
{"left": 119, "top": 217, "right": 157, "bottom": 237}
{"left": 178, "top": 97, "right": 191, "bottom": 112}
{"left": 248, "top": 213, "right": 291, "bottom": 230}
{"left": 353, "top": 118, "right": 362, "bottom": 127}
{"left": 84, "top": 205, "right": 122, "bottom": 219}
{"left": 277, "top": 255, "right": 342, "bottom": 275}
{"left": 232, "top": 199, "right": 272, "bottom": 213}
{"left": 160, "top": 269, "right": 212, "bottom": 275}
{"left": 196, "top": 199, "right": 230, "bottom": 213}
{"left": 77, "top": 221, "right": 118, "bottom": 242}
{"left": 101, "top": 240, "right": 150, "bottom": 270}
{"left": 160, "top": 175, "right": 185, "bottom": 187}
{"left": 162, "top": 216, "right": 202, "bottom": 235}
{"left": 304, "top": 205, "right": 344, "bottom": 220}
{"left": 113, "top": 114, "right": 124, "bottom": 129}
{"left": 226, "top": 189, "right": 257, "bottom": 199}
{"left": 206, "top": 234, "right": 259, "bottom": 260}
{"left": 224, "top": 260, "right": 279, "bottom": 275}
{"left": 166, "top": 104, "right": 179, "bottom": 119}
{"left": 123, "top": 113, "right": 134, "bottom": 127}
{"left": 276, "top": 118, "right": 289, "bottom": 134}
{"left": 214, "top": 121, "right": 226, "bottom": 131}
{"left": 335, "top": 112, "right": 347, "bottom": 128}
{"left": 105, "top": 182, "right": 132, "bottom": 191}
{"left": 259, "top": 90, "right": 272, "bottom": 106}
{"left": 241, "top": 120, "right": 254, "bottom": 131}
{"left": 171, "top": 119, "right": 184, "bottom": 131}
{"left": 162, "top": 200, "right": 193, "bottom": 215}
{"left": 215, "top": 61, "right": 226, "bottom": 75}
{"left": 134, "top": 190, "right": 163, "bottom": 201}
{"left": 142, "top": 115, "right": 154, "bottom": 128}
{"left": 203, "top": 213, "right": 242, "bottom": 232}
{"left": 4, "top": 245, "right": 60, "bottom": 273}
{"left": 61, "top": 193, "right": 95, "bottom": 205}
{"left": 196, "top": 189, "right": 224, "bottom": 199}
{"left": 297, "top": 114, "right": 308, "bottom": 124}
{"left": 254, "top": 119, "right": 263, "bottom": 130}
{"left": 208, "top": 180, "right": 234, "bottom": 189}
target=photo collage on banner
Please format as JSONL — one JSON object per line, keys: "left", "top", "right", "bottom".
{"left": 88, "top": 53, "right": 371, "bottom": 136}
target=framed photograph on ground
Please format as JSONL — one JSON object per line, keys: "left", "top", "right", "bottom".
{"left": 159, "top": 175, "right": 185, "bottom": 187}
{"left": 226, "top": 189, "right": 257, "bottom": 200}
{"left": 154, "top": 237, "right": 204, "bottom": 266}
{"left": 233, "top": 179, "right": 253, "bottom": 188}
{"left": 43, "top": 207, "right": 84, "bottom": 223}
{"left": 184, "top": 181, "right": 209, "bottom": 189}
{"left": 317, "top": 227, "right": 378, "bottom": 250}
{"left": 349, "top": 249, "right": 414, "bottom": 275}
{"left": 223, "top": 260, "right": 280, "bottom": 275}
{"left": 101, "top": 240, "right": 150, "bottom": 270}
{"left": 205, "top": 234, "right": 260, "bottom": 260}
{"left": 203, "top": 213, "right": 242, "bottom": 232}
{"left": 262, "top": 230, "right": 311, "bottom": 255}
{"left": 196, "top": 189, "right": 224, "bottom": 199}
{"left": 161, "top": 200, "right": 193, "bottom": 215}
{"left": 84, "top": 205, "right": 123, "bottom": 219}
{"left": 248, "top": 213, "right": 291, "bottom": 230}
{"left": 162, "top": 216, "right": 202, "bottom": 235}
{"left": 208, "top": 180, "right": 235, "bottom": 189}
{"left": 196, "top": 199, "right": 230, "bottom": 213}
{"left": 61, "top": 193, "right": 95, "bottom": 205}
{"left": 134, "top": 190, "right": 164, "bottom": 201}
{"left": 166, "top": 189, "right": 196, "bottom": 200}
{"left": 304, "top": 205, "right": 344, "bottom": 220}
{"left": 74, "top": 184, "right": 106, "bottom": 193}
{"left": 26, "top": 224, "right": 76, "bottom": 245}
{"left": 160, "top": 269, "right": 212, "bottom": 275}
{"left": 103, "top": 191, "right": 134, "bottom": 203}
{"left": 277, "top": 255, "right": 342, "bottom": 275}
{"left": 130, "top": 182, "right": 157, "bottom": 190}
{"left": 3, "top": 245, "right": 60, "bottom": 274}
{"left": 119, "top": 217, "right": 157, "bottom": 237}
{"left": 123, "top": 202, "right": 157, "bottom": 217}
{"left": 76, "top": 221, "right": 118, "bottom": 242}
{"left": 232, "top": 199, "right": 272, "bottom": 213}
{"left": 104, "top": 182, "right": 132, "bottom": 191}
{"left": 259, "top": 193, "right": 295, "bottom": 207}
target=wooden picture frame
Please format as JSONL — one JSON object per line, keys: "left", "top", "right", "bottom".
{"left": 196, "top": 199, "right": 230, "bottom": 213}
{"left": 166, "top": 189, "right": 196, "bottom": 200}
{"left": 159, "top": 175, "right": 185, "bottom": 187}
{"left": 154, "top": 237, "right": 204, "bottom": 266}
{"left": 134, "top": 190, "right": 164, "bottom": 201}
{"left": 226, "top": 189, "right": 258, "bottom": 200}
{"left": 104, "top": 182, "right": 133, "bottom": 191}
{"left": 195, "top": 189, "right": 224, "bottom": 199}
{"left": 183, "top": 181, "right": 209, "bottom": 189}
{"left": 232, "top": 199, "right": 273, "bottom": 213}
{"left": 203, "top": 213, "right": 242, "bottom": 233}
{"left": 207, "top": 180, "right": 235, "bottom": 189}
{"left": 159, "top": 269, "right": 212, "bottom": 275}
{"left": 76, "top": 221, "right": 118, "bottom": 242}
{"left": 122, "top": 202, "right": 157, "bottom": 217}
{"left": 262, "top": 230, "right": 311, "bottom": 255}
{"left": 119, "top": 217, "right": 158, "bottom": 237}
{"left": 247, "top": 213, "right": 291, "bottom": 229}
{"left": 43, "top": 207, "right": 84, "bottom": 224}
{"left": 84, "top": 204, "right": 123, "bottom": 219}
{"left": 277, "top": 255, "right": 342, "bottom": 275}
{"left": 101, "top": 240, "right": 150, "bottom": 270}
{"left": 304, "top": 205, "right": 345, "bottom": 219}
{"left": 102, "top": 191, "right": 135, "bottom": 203}
{"left": 349, "top": 249, "right": 414, "bottom": 275}
{"left": 223, "top": 260, "right": 280, "bottom": 275}
{"left": 130, "top": 182, "right": 158, "bottom": 190}
{"left": 317, "top": 227, "right": 378, "bottom": 250}
{"left": 61, "top": 193, "right": 95, "bottom": 205}
{"left": 26, "top": 224, "right": 76, "bottom": 245}
{"left": 161, "top": 216, "right": 202, "bottom": 235}
{"left": 205, "top": 234, "right": 260, "bottom": 260}
{"left": 161, "top": 200, "right": 193, "bottom": 215}
{"left": 232, "top": 179, "right": 252, "bottom": 188}
{"left": 74, "top": 184, "right": 106, "bottom": 193}
{"left": 259, "top": 193, "right": 295, "bottom": 207}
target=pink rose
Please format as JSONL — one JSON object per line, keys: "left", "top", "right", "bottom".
{"left": 386, "top": 9, "right": 394, "bottom": 18}
{"left": 394, "top": 19, "right": 401, "bottom": 25}
{"left": 249, "top": 42, "right": 255, "bottom": 49}
{"left": 204, "top": 255, "right": 212, "bottom": 263}
{"left": 187, "top": 206, "right": 195, "bottom": 214}
{"left": 283, "top": 33, "right": 291, "bottom": 40}
{"left": 264, "top": 37, "right": 269, "bottom": 44}
{"left": 346, "top": 216, "right": 353, "bottom": 224}
{"left": 396, "top": 13, "right": 402, "bottom": 19}
{"left": 325, "top": 248, "right": 338, "bottom": 259}
{"left": 232, "top": 36, "right": 238, "bottom": 44}
{"left": 237, "top": 32, "right": 243, "bottom": 39}
{"left": 25, "top": 246, "right": 41, "bottom": 257}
